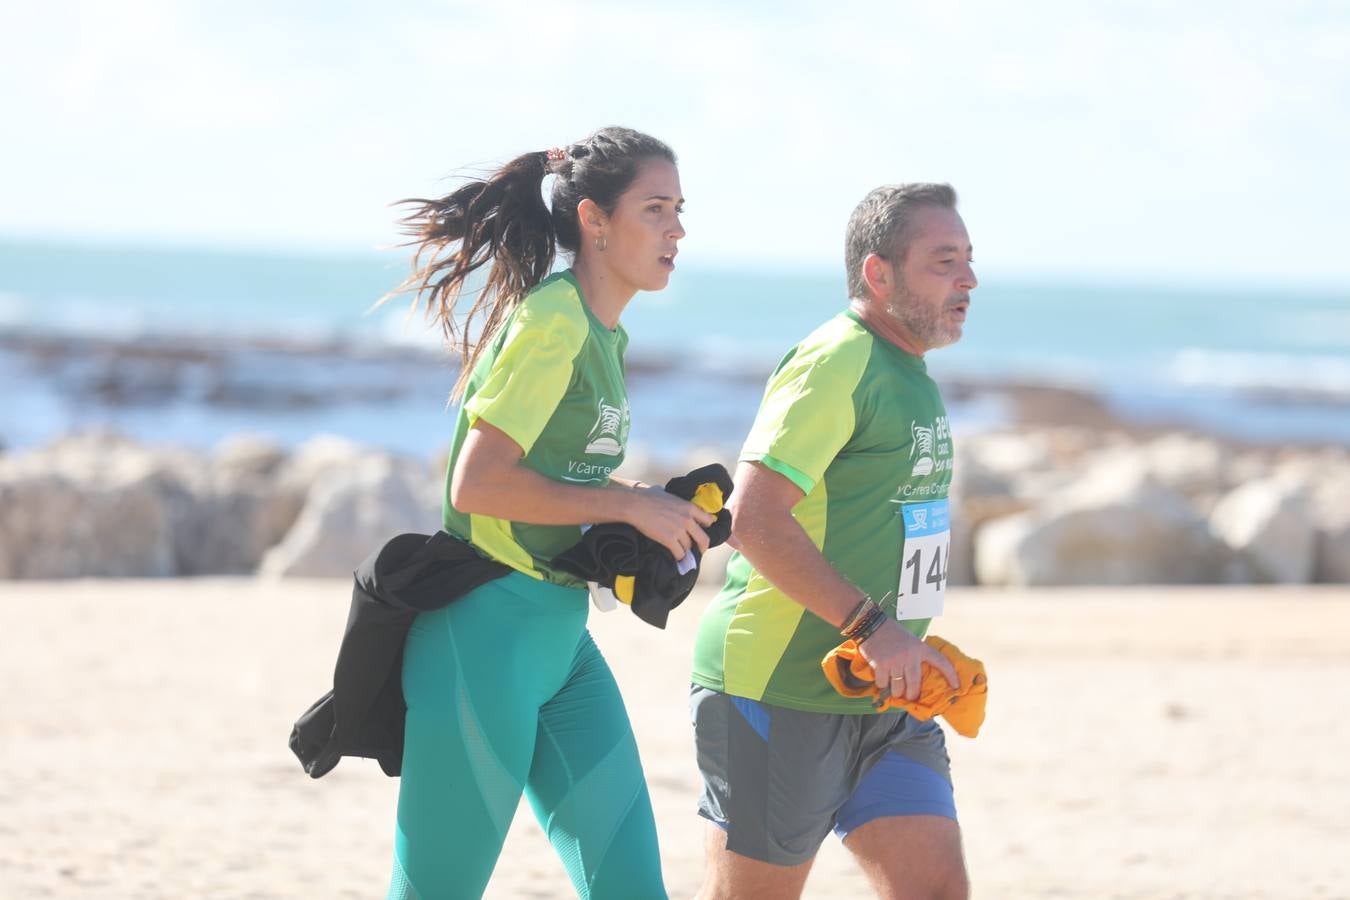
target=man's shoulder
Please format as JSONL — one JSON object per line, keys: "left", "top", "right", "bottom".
{"left": 796, "top": 311, "right": 871, "bottom": 353}
{"left": 775, "top": 312, "right": 874, "bottom": 377}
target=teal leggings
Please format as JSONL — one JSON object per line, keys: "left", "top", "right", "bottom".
{"left": 387, "top": 572, "right": 667, "bottom": 900}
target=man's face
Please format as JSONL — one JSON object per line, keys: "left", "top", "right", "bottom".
{"left": 884, "top": 206, "right": 977, "bottom": 352}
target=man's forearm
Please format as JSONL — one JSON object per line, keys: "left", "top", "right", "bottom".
{"left": 734, "top": 509, "right": 867, "bottom": 629}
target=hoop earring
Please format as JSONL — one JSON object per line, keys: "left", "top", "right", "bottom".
{"left": 594, "top": 235, "right": 607, "bottom": 252}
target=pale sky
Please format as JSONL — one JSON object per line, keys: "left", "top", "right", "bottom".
{"left": 2, "top": 0, "right": 1348, "bottom": 287}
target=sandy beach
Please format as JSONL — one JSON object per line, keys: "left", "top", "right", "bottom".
{"left": 3, "top": 579, "right": 1349, "bottom": 899}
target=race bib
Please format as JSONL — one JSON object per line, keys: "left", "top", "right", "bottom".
{"left": 894, "top": 499, "right": 949, "bottom": 620}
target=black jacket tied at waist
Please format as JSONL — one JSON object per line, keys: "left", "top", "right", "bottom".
{"left": 289, "top": 530, "right": 509, "bottom": 778}
{"left": 290, "top": 463, "right": 733, "bottom": 779}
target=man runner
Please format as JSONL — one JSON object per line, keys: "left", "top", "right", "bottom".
{"left": 691, "top": 183, "right": 978, "bottom": 899}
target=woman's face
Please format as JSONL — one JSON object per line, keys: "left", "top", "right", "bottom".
{"left": 594, "top": 158, "right": 686, "bottom": 294}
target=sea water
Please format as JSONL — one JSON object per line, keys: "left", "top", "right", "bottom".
{"left": 1, "top": 238, "right": 1347, "bottom": 454}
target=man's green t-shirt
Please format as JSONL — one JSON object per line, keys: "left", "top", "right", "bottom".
{"left": 443, "top": 270, "right": 630, "bottom": 587}
{"left": 692, "top": 310, "right": 955, "bottom": 713}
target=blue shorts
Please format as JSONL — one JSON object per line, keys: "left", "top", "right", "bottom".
{"left": 689, "top": 684, "right": 957, "bottom": 866}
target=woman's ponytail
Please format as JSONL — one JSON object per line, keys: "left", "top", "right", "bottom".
{"left": 389, "top": 150, "right": 557, "bottom": 398}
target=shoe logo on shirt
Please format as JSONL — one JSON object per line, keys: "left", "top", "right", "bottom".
{"left": 893, "top": 416, "right": 953, "bottom": 504}
{"left": 585, "top": 396, "right": 629, "bottom": 456}
{"left": 911, "top": 421, "right": 935, "bottom": 476}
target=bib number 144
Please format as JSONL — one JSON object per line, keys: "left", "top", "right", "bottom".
{"left": 895, "top": 499, "right": 949, "bottom": 620}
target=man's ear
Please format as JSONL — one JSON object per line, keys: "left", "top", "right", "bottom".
{"left": 861, "top": 252, "right": 895, "bottom": 302}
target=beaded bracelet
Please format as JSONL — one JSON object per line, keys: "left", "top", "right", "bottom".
{"left": 840, "top": 597, "right": 885, "bottom": 642}
{"left": 849, "top": 606, "right": 887, "bottom": 644}
{"left": 839, "top": 597, "right": 872, "bottom": 635}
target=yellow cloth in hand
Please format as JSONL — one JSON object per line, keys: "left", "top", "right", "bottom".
{"left": 820, "top": 634, "right": 988, "bottom": 738}
{"left": 692, "top": 482, "right": 724, "bottom": 514}
{"left": 600, "top": 480, "right": 720, "bottom": 607}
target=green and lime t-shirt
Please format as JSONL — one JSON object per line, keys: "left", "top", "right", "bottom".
{"left": 692, "top": 310, "right": 955, "bottom": 713}
{"left": 443, "top": 270, "right": 630, "bottom": 587}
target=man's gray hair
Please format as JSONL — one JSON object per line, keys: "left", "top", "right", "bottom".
{"left": 845, "top": 183, "right": 957, "bottom": 301}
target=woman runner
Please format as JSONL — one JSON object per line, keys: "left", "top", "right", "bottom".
{"left": 384, "top": 127, "right": 710, "bottom": 900}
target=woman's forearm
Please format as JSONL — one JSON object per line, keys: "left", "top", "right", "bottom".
{"left": 452, "top": 421, "right": 712, "bottom": 558}
{"left": 453, "top": 457, "right": 638, "bottom": 526}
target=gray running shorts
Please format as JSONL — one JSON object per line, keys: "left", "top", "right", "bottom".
{"left": 689, "top": 683, "right": 956, "bottom": 866}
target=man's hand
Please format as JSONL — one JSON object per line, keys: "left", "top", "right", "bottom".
{"left": 857, "top": 618, "right": 959, "bottom": 702}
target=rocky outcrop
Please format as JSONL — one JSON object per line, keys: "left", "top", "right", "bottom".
{"left": 0, "top": 433, "right": 176, "bottom": 578}
{"left": 1, "top": 428, "right": 1348, "bottom": 586}
{"left": 1209, "top": 478, "right": 1316, "bottom": 584}
{"left": 974, "top": 458, "right": 1226, "bottom": 586}
{"left": 258, "top": 456, "right": 441, "bottom": 578}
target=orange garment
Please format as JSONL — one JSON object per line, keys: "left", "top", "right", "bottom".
{"left": 820, "top": 635, "right": 988, "bottom": 738}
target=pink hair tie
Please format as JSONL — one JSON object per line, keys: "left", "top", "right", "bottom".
{"left": 545, "top": 147, "right": 567, "bottom": 162}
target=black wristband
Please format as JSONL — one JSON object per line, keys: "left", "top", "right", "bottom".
{"left": 852, "top": 607, "right": 887, "bottom": 643}
{"left": 839, "top": 597, "right": 871, "bottom": 634}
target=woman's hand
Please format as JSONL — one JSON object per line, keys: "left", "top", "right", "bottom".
{"left": 623, "top": 488, "right": 716, "bottom": 560}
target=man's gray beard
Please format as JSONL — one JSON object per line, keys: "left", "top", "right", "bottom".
{"left": 885, "top": 285, "right": 963, "bottom": 349}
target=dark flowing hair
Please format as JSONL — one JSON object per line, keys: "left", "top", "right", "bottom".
{"left": 385, "top": 126, "right": 676, "bottom": 398}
